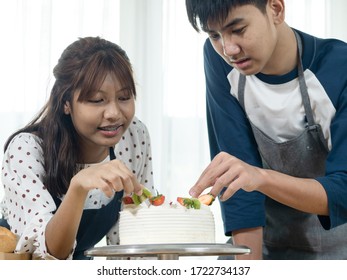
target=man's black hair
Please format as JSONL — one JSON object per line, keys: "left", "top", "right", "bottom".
{"left": 186, "top": 0, "right": 268, "bottom": 32}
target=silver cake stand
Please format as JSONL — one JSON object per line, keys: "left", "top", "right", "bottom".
{"left": 85, "top": 243, "right": 251, "bottom": 260}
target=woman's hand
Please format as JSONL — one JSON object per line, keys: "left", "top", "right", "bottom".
{"left": 46, "top": 159, "right": 143, "bottom": 259}
{"left": 189, "top": 152, "right": 265, "bottom": 201}
{"left": 70, "top": 159, "right": 143, "bottom": 197}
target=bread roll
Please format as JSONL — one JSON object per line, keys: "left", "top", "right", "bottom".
{"left": 0, "top": 226, "right": 17, "bottom": 253}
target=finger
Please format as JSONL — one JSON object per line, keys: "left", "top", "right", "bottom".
{"left": 116, "top": 163, "right": 140, "bottom": 195}
{"left": 133, "top": 183, "right": 144, "bottom": 196}
{"left": 103, "top": 170, "right": 133, "bottom": 195}
{"left": 189, "top": 183, "right": 208, "bottom": 198}
{"left": 189, "top": 167, "right": 220, "bottom": 198}
{"left": 104, "top": 160, "right": 133, "bottom": 194}
{"left": 219, "top": 180, "right": 241, "bottom": 201}
{"left": 208, "top": 179, "right": 226, "bottom": 199}
{"left": 95, "top": 165, "right": 127, "bottom": 195}
{"left": 119, "top": 166, "right": 142, "bottom": 195}
{"left": 110, "top": 176, "right": 126, "bottom": 193}
{"left": 95, "top": 177, "right": 117, "bottom": 198}
{"left": 218, "top": 171, "right": 250, "bottom": 201}
{"left": 190, "top": 157, "right": 233, "bottom": 197}
{"left": 209, "top": 169, "right": 239, "bottom": 198}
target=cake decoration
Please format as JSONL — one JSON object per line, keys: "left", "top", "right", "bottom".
{"left": 119, "top": 188, "right": 216, "bottom": 245}
{"left": 149, "top": 193, "right": 165, "bottom": 206}
{"left": 197, "top": 193, "right": 215, "bottom": 206}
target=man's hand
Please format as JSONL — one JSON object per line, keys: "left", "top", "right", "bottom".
{"left": 189, "top": 152, "right": 264, "bottom": 201}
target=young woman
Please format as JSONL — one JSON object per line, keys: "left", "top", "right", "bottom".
{"left": 0, "top": 36, "right": 155, "bottom": 260}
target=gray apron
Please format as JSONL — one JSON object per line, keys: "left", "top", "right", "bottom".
{"left": 237, "top": 31, "right": 347, "bottom": 259}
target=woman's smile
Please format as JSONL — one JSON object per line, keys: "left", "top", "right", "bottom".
{"left": 98, "top": 124, "right": 123, "bottom": 137}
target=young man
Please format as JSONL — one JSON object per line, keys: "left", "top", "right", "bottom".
{"left": 186, "top": 0, "right": 347, "bottom": 259}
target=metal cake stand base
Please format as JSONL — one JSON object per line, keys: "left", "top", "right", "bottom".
{"left": 85, "top": 243, "right": 251, "bottom": 260}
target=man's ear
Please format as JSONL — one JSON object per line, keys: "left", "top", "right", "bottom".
{"left": 64, "top": 102, "right": 71, "bottom": 115}
{"left": 269, "top": 0, "right": 285, "bottom": 25}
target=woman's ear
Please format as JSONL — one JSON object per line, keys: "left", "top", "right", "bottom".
{"left": 269, "top": 0, "right": 285, "bottom": 24}
{"left": 64, "top": 102, "right": 71, "bottom": 115}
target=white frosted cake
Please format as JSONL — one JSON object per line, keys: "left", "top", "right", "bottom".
{"left": 119, "top": 203, "right": 215, "bottom": 245}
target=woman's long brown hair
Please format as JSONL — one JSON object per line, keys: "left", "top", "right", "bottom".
{"left": 4, "top": 37, "right": 136, "bottom": 197}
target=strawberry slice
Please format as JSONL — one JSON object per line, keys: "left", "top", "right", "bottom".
{"left": 150, "top": 194, "right": 165, "bottom": 206}
{"left": 122, "top": 196, "right": 134, "bottom": 205}
{"left": 198, "top": 193, "right": 215, "bottom": 206}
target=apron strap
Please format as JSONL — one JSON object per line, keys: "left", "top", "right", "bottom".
{"left": 293, "top": 30, "right": 316, "bottom": 128}
{"left": 238, "top": 73, "right": 247, "bottom": 111}
{"left": 109, "top": 146, "right": 116, "bottom": 160}
{"left": 238, "top": 29, "right": 316, "bottom": 129}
